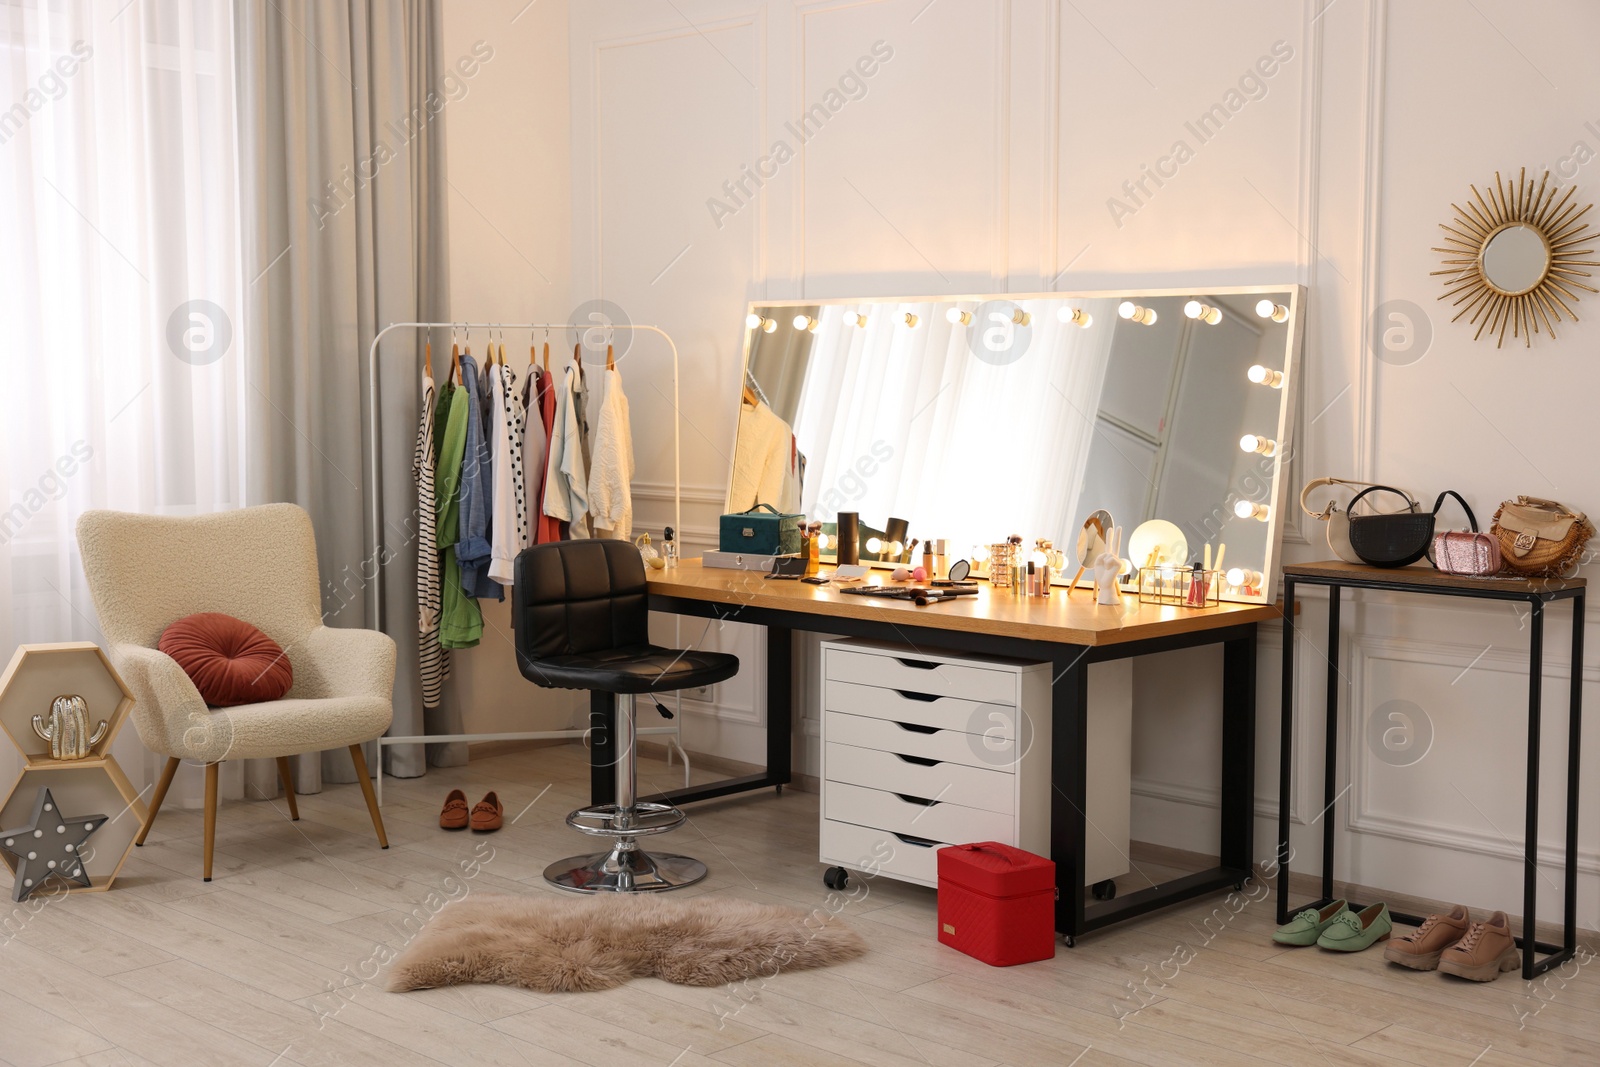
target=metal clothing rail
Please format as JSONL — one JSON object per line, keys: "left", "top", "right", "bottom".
{"left": 363, "top": 321, "right": 685, "bottom": 804}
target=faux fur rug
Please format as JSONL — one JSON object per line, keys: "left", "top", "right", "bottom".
{"left": 387, "top": 893, "right": 867, "bottom": 993}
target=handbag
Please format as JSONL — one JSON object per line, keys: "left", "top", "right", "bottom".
{"left": 1432, "top": 530, "right": 1501, "bottom": 577}
{"left": 1426, "top": 496, "right": 1499, "bottom": 576}
{"left": 1491, "top": 495, "right": 1595, "bottom": 577}
{"left": 1300, "top": 478, "right": 1417, "bottom": 564}
{"left": 1347, "top": 487, "right": 1471, "bottom": 568}
{"left": 719, "top": 503, "right": 803, "bottom": 556}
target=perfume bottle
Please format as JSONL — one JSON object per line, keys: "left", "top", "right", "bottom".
{"left": 662, "top": 526, "right": 679, "bottom": 568}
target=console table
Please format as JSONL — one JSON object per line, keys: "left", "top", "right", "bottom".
{"left": 599, "top": 560, "right": 1286, "bottom": 944}
{"left": 1278, "top": 560, "right": 1584, "bottom": 979}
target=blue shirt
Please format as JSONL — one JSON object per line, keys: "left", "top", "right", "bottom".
{"left": 455, "top": 355, "right": 503, "bottom": 601}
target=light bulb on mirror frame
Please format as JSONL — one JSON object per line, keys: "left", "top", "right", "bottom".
{"left": 1247, "top": 364, "right": 1285, "bottom": 388}
{"left": 946, "top": 307, "right": 972, "bottom": 326}
{"left": 886, "top": 540, "right": 903, "bottom": 559}
{"left": 745, "top": 312, "right": 762, "bottom": 330}
{"left": 816, "top": 532, "right": 830, "bottom": 551}
{"left": 1011, "top": 308, "right": 1031, "bottom": 326}
{"left": 1118, "top": 300, "right": 1137, "bottom": 319}
{"left": 1225, "top": 566, "right": 1262, "bottom": 588}
{"left": 843, "top": 311, "right": 868, "bottom": 327}
{"left": 762, "top": 317, "right": 778, "bottom": 333}
{"left": 1184, "top": 300, "right": 1222, "bottom": 325}
{"left": 1239, "top": 433, "right": 1277, "bottom": 456}
{"left": 1234, "top": 500, "right": 1271, "bottom": 522}
{"left": 864, "top": 536, "right": 883, "bottom": 554}
{"left": 1058, "top": 307, "right": 1092, "bottom": 328}
{"left": 1255, "top": 299, "right": 1290, "bottom": 323}
{"left": 903, "top": 312, "right": 919, "bottom": 328}
{"left": 793, "top": 314, "right": 819, "bottom": 332}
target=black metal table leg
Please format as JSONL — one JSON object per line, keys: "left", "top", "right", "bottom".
{"left": 767, "top": 625, "right": 793, "bottom": 793}
{"left": 1051, "top": 651, "right": 1089, "bottom": 942}
{"left": 1523, "top": 598, "right": 1544, "bottom": 980}
{"left": 1322, "top": 585, "right": 1341, "bottom": 905}
{"left": 1221, "top": 626, "right": 1257, "bottom": 874}
{"left": 589, "top": 690, "right": 617, "bottom": 806}
{"left": 1278, "top": 578, "right": 1296, "bottom": 924}
{"left": 1566, "top": 592, "right": 1584, "bottom": 960}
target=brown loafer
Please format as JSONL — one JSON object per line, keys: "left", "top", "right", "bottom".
{"left": 1385, "top": 904, "right": 1470, "bottom": 970}
{"left": 440, "top": 788, "right": 469, "bottom": 830}
{"left": 470, "top": 791, "right": 504, "bottom": 832}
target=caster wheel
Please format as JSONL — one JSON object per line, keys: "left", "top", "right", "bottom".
{"left": 775, "top": 784, "right": 783, "bottom": 796}
{"left": 1064, "top": 935, "right": 1076, "bottom": 948}
{"left": 823, "top": 866, "right": 849, "bottom": 891}
{"left": 1234, "top": 881, "right": 1246, "bottom": 892}
{"left": 1091, "top": 879, "right": 1116, "bottom": 901}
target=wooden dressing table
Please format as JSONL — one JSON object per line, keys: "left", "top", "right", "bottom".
{"left": 585, "top": 560, "right": 1286, "bottom": 943}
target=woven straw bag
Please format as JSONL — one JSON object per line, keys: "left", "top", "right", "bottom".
{"left": 1491, "top": 496, "right": 1594, "bottom": 577}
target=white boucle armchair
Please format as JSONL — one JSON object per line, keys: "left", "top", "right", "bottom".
{"left": 76, "top": 503, "right": 393, "bottom": 880}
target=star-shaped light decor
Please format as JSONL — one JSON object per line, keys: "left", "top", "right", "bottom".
{"left": 0, "top": 787, "right": 107, "bottom": 902}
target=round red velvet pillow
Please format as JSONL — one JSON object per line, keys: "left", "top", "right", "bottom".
{"left": 158, "top": 612, "right": 294, "bottom": 707}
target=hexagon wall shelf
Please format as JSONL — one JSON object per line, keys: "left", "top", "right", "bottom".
{"left": 0, "top": 642, "right": 133, "bottom": 765}
{"left": 0, "top": 643, "right": 145, "bottom": 895}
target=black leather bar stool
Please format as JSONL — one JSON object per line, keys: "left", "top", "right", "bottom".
{"left": 513, "top": 540, "right": 739, "bottom": 892}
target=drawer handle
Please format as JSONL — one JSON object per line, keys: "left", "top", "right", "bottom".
{"left": 894, "top": 793, "right": 940, "bottom": 807}
{"left": 894, "top": 690, "right": 941, "bottom": 702}
{"left": 893, "top": 721, "right": 940, "bottom": 735}
{"left": 894, "top": 753, "right": 940, "bottom": 767}
{"left": 892, "top": 832, "right": 939, "bottom": 848}
{"left": 895, "top": 658, "right": 941, "bottom": 670}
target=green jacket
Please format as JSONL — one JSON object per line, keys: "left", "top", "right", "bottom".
{"left": 435, "top": 383, "right": 482, "bottom": 648}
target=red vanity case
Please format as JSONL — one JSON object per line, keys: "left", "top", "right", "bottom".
{"left": 936, "top": 842, "right": 1056, "bottom": 966}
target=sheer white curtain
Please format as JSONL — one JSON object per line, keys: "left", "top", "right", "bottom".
{"left": 0, "top": 1, "right": 243, "bottom": 797}
{"left": 792, "top": 298, "right": 1117, "bottom": 551}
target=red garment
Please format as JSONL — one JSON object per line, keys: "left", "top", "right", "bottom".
{"left": 535, "top": 368, "right": 563, "bottom": 543}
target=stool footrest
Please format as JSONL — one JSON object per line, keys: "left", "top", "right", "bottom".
{"left": 566, "top": 801, "right": 686, "bottom": 838}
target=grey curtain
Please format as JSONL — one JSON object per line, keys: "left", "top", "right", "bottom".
{"left": 235, "top": 0, "right": 466, "bottom": 795}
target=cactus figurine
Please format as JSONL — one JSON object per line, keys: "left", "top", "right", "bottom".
{"left": 32, "top": 694, "right": 109, "bottom": 761}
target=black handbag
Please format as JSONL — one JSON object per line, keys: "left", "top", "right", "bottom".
{"left": 1347, "top": 486, "right": 1471, "bottom": 568}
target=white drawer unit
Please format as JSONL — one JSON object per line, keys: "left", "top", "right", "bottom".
{"left": 819, "top": 637, "right": 1131, "bottom": 895}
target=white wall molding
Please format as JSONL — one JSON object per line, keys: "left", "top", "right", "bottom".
{"left": 1343, "top": 630, "right": 1593, "bottom": 871}
{"left": 1355, "top": 0, "right": 1387, "bottom": 480}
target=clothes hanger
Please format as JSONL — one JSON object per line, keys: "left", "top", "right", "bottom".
{"left": 742, "top": 384, "right": 760, "bottom": 407}
{"left": 542, "top": 328, "right": 550, "bottom": 375}
{"left": 606, "top": 343, "right": 615, "bottom": 371}
{"left": 424, "top": 339, "right": 432, "bottom": 380}
{"left": 450, "top": 325, "right": 462, "bottom": 385}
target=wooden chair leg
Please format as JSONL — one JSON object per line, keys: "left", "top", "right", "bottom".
{"left": 203, "top": 761, "right": 219, "bottom": 882}
{"left": 348, "top": 743, "right": 388, "bottom": 849}
{"left": 275, "top": 756, "right": 300, "bottom": 820}
{"left": 135, "top": 756, "right": 181, "bottom": 846}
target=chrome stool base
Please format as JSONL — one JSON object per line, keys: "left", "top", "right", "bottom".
{"left": 544, "top": 846, "right": 708, "bottom": 893}
{"left": 566, "top": 800, "right": 686, "bottom": 838}
{"left": 543, "top": 693, "right": 708, "bottom": 894}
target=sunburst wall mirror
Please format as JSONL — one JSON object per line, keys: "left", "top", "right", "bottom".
{"left": 1433, "top": 168, "right": 1598, "bottom": 348}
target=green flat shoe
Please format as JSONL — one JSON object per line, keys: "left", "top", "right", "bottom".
{"left": 1317, "top": 902, "right": 1393, "bottom": 952}
{"left": 1273, "top": 900, "right": 1350, "bottom": 946}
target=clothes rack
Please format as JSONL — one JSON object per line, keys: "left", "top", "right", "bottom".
{"left": 364, "top": 321, "right": 686, "bottom": 804}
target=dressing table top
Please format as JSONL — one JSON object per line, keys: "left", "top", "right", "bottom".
{"left": 648, "top": 560, "right": 1286, "bottom": 646}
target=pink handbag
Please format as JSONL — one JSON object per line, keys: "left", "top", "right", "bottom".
{"left": 1432, "top": 530, "right": 1502, "bottom": 577}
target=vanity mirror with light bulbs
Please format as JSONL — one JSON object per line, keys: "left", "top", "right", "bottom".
{"left": 724, "top": 286, "right": 1305, "bottom": 604}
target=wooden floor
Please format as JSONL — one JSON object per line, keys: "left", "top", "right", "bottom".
{"left": 2, "top": 743, "right": 1596, "bottom": 1067}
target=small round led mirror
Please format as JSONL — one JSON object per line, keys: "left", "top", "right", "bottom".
{"left": 1480, "top": 223, "right": 1550, "bottom": 296}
